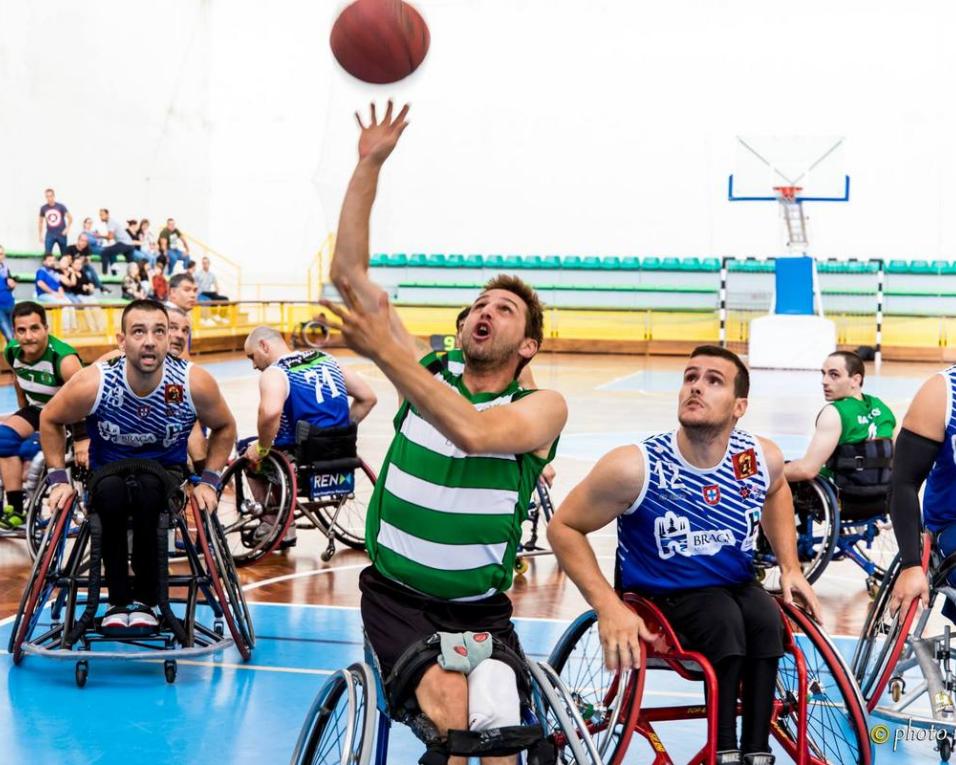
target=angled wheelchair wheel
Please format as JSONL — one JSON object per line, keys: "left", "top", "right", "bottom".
{"left": 9, "top": 496, "right": 75, "bottom": 663}
{"left": 529, "top": 660, "right": 605, "bottom": 764}
{"left": 774, "top": 601, "right": 873, "bottom": 765}
{"left": 291, "top": 662, "right": 377, "bottom": 765}
{"left": 756, "top": 476, "right": 839, "bottom": 591}
{"left": 216, "top": 452, "right": 296, "bottom": 566}
{"left": 191, "top": 497, "right": 255, "bottom": 660}
{"left": 851, "top": 537, "right": 932, "bottom": 710}
{"left": 25, "top": 471, "right": 88, "bottom": 562}
{"left": 548, "top": 610, "right": 636, "bottom": 763}
{"left": 308, "top": 460, "right": 377, "bottom": 551}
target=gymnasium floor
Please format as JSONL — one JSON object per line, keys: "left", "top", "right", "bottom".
{"left": 0, "top": 350, "right": 949, "bottom": 764}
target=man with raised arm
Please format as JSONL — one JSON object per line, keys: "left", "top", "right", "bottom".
{"left": 324, "top": 102, "right": 567, "bottom": 765}
{"left": 547, "top": 346, "right": 820, "bottom": 765}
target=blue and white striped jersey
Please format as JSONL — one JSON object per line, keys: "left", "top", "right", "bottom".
{"left": 273, "top": 351, "right": 350, "bottom": 448}
{"left": 922, "top": 365, "right": 956, "bottom": 533}
{"left": 617, "top": 428, "right": 771, "bottom": 594}
{"left": 87, "top": 355, "right": 197, "bottom": 470}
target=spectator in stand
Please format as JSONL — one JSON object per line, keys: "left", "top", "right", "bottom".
{"left": 196, "top": 256, "right": 229, "bottom": 302}
{"left": 67, "top": 255, "right": 106, "bottom": 333}
{"left": 0, "top": 246, "right": 17, "bottom": 340}
{"left": 35, "top": 254, "right": 69, "bottom": 304}
{"left": 157, "top": 218, "right": 189, "bottom": 274}
{"left": 80, "top": 217, "right": 104, "bottom": 255}
{"left": 122, "top": 262, "right": 147, "bottom": 301}
{"left": 55, "top": 254, "right": 81, "bottom": 304}
{"left": 98, "top": 208, "right": 139, "bottom": 275}
{"left": 65, "top": 235, "right": 106, "bottom": 293}
{"left": 38, "top": 189, "right": 72, "bottom": 255}
{"left": 137, "top": 219, "right": 159, "bottom": 266}
{"left": 150, "top": 255, "right": 169, "bottom": 301}
{"left": 137, "top": 261, "right": 151, "bottom": 296}
{"left": 167, "top": 272, "right": 198, "bottom": 313}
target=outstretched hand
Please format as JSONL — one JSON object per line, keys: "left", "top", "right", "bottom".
{"left": 356, "top": 100, "right": 410, "bottom": 164}
{"left": 320, "top": 279, "right": 394, "bottom": 361}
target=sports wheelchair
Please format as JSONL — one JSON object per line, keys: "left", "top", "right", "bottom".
{"left": 851, "top": 533, "right": 956, "bottom": 760}
{"left": 291, "top": 632, "right": 604, "bottom": 764}
{"left": 754, "top": 439, "right": 896, "bottom": 595}
{"left": 217, "top": 422, "right": 378, "bottom": 565}
{"left": 549, "top": 593, "right": 872, "bottom": 764}
{"left": 515, "top": 477, "right": 555, "bottom": 576}
{"left": 8, "top": 459, "right": 255, "bottom": 687}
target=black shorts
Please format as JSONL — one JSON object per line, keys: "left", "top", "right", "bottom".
{"left": 650, "top": 580, "right": 784, "bottom": 664}
{"left": 359, "top": 565, "right": 522, "bottom": 681}
{"left": 11, "top": 405, "right": 41, "bottom": 432}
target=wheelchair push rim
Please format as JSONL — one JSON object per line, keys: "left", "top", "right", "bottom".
{"left": 216, "top": 450, "right": 297, "bottom": 566}
{"left": 292, "top": 662, "right": 376, "bottom": 765}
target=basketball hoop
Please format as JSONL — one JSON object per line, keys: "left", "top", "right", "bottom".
{"left": 773, "top": 186, "right": 803, "bottom": 202}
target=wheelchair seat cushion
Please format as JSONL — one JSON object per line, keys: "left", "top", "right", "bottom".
{"left": 358, "top": 565, "right": 522, "bottom": 692}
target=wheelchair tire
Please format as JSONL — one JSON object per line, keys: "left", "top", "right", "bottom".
{"left": 291, "top": 662, "right": 377, "bottom": 765}
{"left": 191, "top": 498, "right": 255, "bottom": 660}
{"left": 851, "top": 539, "right": 930, "bottom": 710}
{"left": 310, "top": 459, "right": 377, "bottom": 551}
{"left": 547, "top": 609, "right": 637, "bottom": 764}
{"left": 25, "top": 471, "right": 88, "bottom": 562}
{"left": 300, "top": 320, "right": 330, "bottom": 349}
{"left": 775, "top": 601, "right": 873, "bottom": 765}
{"left": 755, "top": 476, "right": 840, "bottom": 591}
{"left": 216, "top": 452, "right": 296, "bottom": 566}
{"left": 529, "top": 660, "right": 605, "bottom": 764}
{"left": 9, "top": 497, "right": 74, "bottom": 663}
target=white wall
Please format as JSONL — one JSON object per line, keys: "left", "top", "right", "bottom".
{"left": 2, "top": 1, "right": 955, "bottom": 298}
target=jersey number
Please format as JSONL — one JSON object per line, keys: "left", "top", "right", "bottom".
{"left": 304, "top": 366, "right": 342, "bottom": 404}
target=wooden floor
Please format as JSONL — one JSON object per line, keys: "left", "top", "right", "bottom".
{"left": 0, "top": 350, "right": 940, "bottom": 635}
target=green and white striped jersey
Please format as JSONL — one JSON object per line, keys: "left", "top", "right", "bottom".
{"left": 4, "top": 335, "right": 79, "bottom": 408}
{"left": 366, "top": 349, "right": 556, "bottom": 601}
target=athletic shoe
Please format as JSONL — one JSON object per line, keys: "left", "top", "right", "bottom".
{"left": 127, "top": 603, "right": 159, "bottom": 629}
{"left": 102, "top": 605, "right": 130, "bottom": 629}
{"left": 0, "top": 512, "right": 25, "bottom": 529}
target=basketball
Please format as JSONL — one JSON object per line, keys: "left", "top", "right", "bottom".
{"left": 330, "top": 0, "right": 430, "bottom": 85}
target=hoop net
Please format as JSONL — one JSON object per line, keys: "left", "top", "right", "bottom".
{"left": 773, "top": 185, "right": 803, "bottom": 202}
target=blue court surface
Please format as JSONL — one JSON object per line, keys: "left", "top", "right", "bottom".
{"left": 0, "top": 601, "right": 943, "bottom": 764}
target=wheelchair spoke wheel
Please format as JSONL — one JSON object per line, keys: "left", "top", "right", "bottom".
{"left": 756, "top": 477, "right": 839, "bottom": 591}
{"left": 528, "top": 660, "right": 604, "bottom": 764}
{"left": 775, "top": 602, "right": 872, "bottom": 765}
{"left": 216, "top": 454, "right": 295, "bottom": 566}
{"left": 310, "top": 460, "right": 376, "bottom": 551}
{"left": 292, "top": 663, "right": 376, "bottom": 765}
{"left": 9, "top": 498, "right": 73, "bottom": 662}
{"left": 25, "top": 473, "right": 87, "bottom": 562}
{"left": 547, "top": 610, "right": 635, "bottom": 763}
{"left": 192, "top": 498, "right": 255, "bottom": 659}
{"left": 849, "top": 516, "right": 898, "bottom": 583}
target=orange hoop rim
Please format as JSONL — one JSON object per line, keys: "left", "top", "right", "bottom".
{"left": 773, "top": 185, "right": 803, "bottom": 201}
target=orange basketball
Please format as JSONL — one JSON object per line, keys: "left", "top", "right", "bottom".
{"left": 330, "top": 0, "right": 430, "bottom": 85}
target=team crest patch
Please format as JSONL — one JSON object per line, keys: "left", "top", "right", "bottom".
{"left": 164, "top": 384, "right": 184, "bottom": 404}
{"left": 702, "top": 485, "right": 720, "bottom": 505}
{"left": 732, "top": 448, "right": 758, "bottom": 481}
{"left": 739, "top": 485, "right": 751, "bottom": 499}
{"left": 137, "top": 405, "right": 151, "bottom": 418}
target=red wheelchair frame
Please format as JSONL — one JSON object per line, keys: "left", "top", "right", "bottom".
{"left": 550, "top": 592, "right": 872, "bottom": 765}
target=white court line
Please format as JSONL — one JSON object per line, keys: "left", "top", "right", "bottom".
{"left": 241, "top": 562, "right": 368, "bottom": 592}
{"left": 169, "top": 658, "right": 334, "bottom": 677}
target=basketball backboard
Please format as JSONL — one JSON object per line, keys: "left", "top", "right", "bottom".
{"left": 728, "top": 135, "right": 849, "bottom": 202}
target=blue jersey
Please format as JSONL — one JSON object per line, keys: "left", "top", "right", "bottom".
{"left": 273, "top": 351, "right": 350, "bottom": 448}
{"left": 87, "top": 355, "right": 197, "bottom": 471}
{"left": 922, "top": 366, "right": 956, "bottom": 532}
{"left": 617, "top": 428, "right": 772, "bottom": 594}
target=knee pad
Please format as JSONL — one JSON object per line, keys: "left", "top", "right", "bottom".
{"left": 468, "top": 658, "right": 521, "bottom": 731}
{"left": 0, "top": 425, "right": 25, "bottom": 457}
{"left": 18, "top": 433, "right": 40, "bottom": 461}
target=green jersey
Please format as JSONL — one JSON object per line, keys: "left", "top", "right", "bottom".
{"left": 820, "top": 393, "right": 896, "bottom": 478}
{"left": 366, "top": 349, "right": 556, "bottom": 601}
{"left": 4, "top": 335, "right": 80, "bottom": 408}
